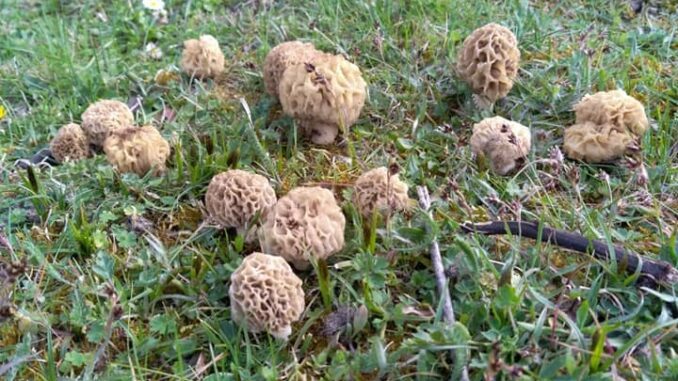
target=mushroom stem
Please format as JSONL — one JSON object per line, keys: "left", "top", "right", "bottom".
{"left": 460, "top": 221, "right": 678, "bottom": 287}
{"left": 417, "top": 186, "right": 470, "bottom": 381}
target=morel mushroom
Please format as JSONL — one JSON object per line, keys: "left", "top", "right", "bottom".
{"left": 103, "top": 125, "right": 170, "bottom": 176}
{"left": 180, "top": 35, "right": 225, "bottom": 79}
{"left": 229, "top": 252, "right": 305, "bottom": 340}
{"left": 353, "top": 167, "right": 410, "bottom": 218}
{"left": 205, "top": 169, "right": 277, "bottom": 242}
{"left": 563, "top": 90, "right": 649, "bottom": 163}
{"left": 470, "top": 116, "right": 531, "bottom": 176}
{"left": 263, "top": 41, "right": 323, "bottom": 97}
{"left": 259, "top": 186, "right": 345, "bottom": 270}
{"left": 456, "top": 23, "right": 520, "bottom": 104}
{"left": 81, "top": 100, "right": 134, "bottom": 147}
{"left": 278, "top": 54, "right": 367, "bottom": 145}
{"left": 49, "top": 123, "right": 90, "bottom": 163}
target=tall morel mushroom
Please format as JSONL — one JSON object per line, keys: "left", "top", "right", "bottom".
{"left": 563, "top": 90, "right": 649, "bottom": 163}
{"left": 278, "top": 54, "right": 367, "bottom": 145}
{"left": 205, "top": 169, "right": 277, "bottom": 241}
{"left": 103, "top": 125, "right": 170, "bottom": 176}
{"left": 259, "top": 186, "right": 345, "bottom": 270}
{"left": 456, "top": 23, "right": 520, "bottom": 105}
{"left": 229, "top": 252, "right": 305, "bottom": 340}
{"left": 49, "top": 123, "right": 90, "bottom": 163}
{"left": 81, "top": 100, "right": 134, "bottom": 148}
{"left": 353, "top": 167, "right": 410, "bottom": 218}
{"left": 470, "top": 116, "right": 531, "bottom": 176}
{"left": 263, "top": 41, "right": 323, "bottom": 97}
{"left": 180, "top": 35, "right": 225, "bottom": 79}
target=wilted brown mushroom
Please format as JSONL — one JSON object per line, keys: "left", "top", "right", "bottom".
{"left": 263, "top": 41, "right": 323, "bottom": 97}
{"left": 353, "top": 167, "right": 410, "bottom": 218}
{"left": 470, "top": 116, "right": 531, "bottom": 175}
{"left": 180, "top": 35, "right": 225, "bottom": 79}
{"left": 563, "top": 90, "right": 649, "bottom": 163}
{"left": 81, "top": 100, "right": 134, "bottom": 148}
{"left": 229, "top": 252, "right": 305, "bottom": 340}
{"left": 49, "top": 123, "right": 90, "bottom": 163}
{"left": 205, "top": 169, "right": 277, "bottom": 241}
{"left": 456, "top": 23, "right": 520, "bottom": 105}
{"left": 278, "top": 54, "right": 367, "bottom": 145}
{"left": 103, "top": 125, "right": 170, "bottom": 176}
{"left": 259, "top": 186, "right": 345, "bottom": 270}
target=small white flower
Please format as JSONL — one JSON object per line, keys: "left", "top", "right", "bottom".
{"left": 145, "top": 42, "right": 163, "bottom": 60}
{"left": 142, "top": 0, "right": 165, "bottom": 11}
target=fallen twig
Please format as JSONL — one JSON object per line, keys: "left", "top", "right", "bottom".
{"left": 460, "top": 221, "right": 678, "bottom": 287}
{"left": 417, "top": 186, "right": 470, "bottom": 381}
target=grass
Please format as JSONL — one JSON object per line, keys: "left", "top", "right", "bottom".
{"left": 0, "top": 0, "right": 677, "bottom": 379}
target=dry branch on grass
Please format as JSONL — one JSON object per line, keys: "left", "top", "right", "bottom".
{"left": 460, "top": 221, "right": 678, "bottom": 287}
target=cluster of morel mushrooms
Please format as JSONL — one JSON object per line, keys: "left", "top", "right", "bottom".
{"left": 44, "top": 24, "right": 673, "bottom": 340}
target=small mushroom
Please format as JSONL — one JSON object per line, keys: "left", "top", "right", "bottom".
{"left": 263, "top": 41, "right": 323, "bottom": 97}
{"left": 470, "top": 116, "right": 531, "bottom": 176}
{"left": 563, "top": 90, "right": 649, "bottom": 163}
{"left": 81, "top": 100, "right": 134, "bottom": 148}
{"left": 278, "top": 54, "right": 367, "bottom": 145}
{"left": 229, "top": 252, "right": 305, "bottom": 340}
{"left": 103, "top": 125, "right": 170, "bottom": 176}
{"left": 180, "top": 35, "right": 225, "bottom": 79}
{"left": 353, "top": 167, "right": 410, "bottom": 218}
{"left": 456, "top": 23, "right": 520, "bottom": 104}
{"left": 259, "top": 186, "right": 345, "bottom": 270}
{"left": 205, "top": 169, "right": 277, "bottom": 242}
{"left": 49, "top": 123, "right": 90, "bottom": 163}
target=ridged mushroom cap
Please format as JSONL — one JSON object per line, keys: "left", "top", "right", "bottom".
{"left": 470, "top": 116, "right": 531, "bottom": 175}
{"left": 81, "top": 100, "right": 134, "bottom": 147}
{"left": 278, "top": 54, "right": 367, "bottom": 145}
{"left": 229, "top": 252, "right": 305, "bottom": 340}
{"left": 103, "top": 125, "right": 170, "bottom": 176}
{"left": 263, "top": 41, "right": 323, "bottom": 97}
{"left": 49, "top": 123, "right": 90, "bottom": 163}
{"left": 259, "top": 186, "right": 345, "bottom": 270}
{"left": 456, "top": 23, "right": 520, "bottom": 103}
{"left": 205, "top": 169, "right": 277, "bottom": 241}
{"left": 563, "top": 90, "right": 649, "bottom": 163}
{"left": 353, "top": 167, "right": 409, "bottom": 218}
{"left": 180, "top": 35, "right": 225, "bottom": 79}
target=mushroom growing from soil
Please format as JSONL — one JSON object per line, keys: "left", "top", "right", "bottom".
{"left": 49, "top": 123, "right": 90, "bottom": 163}
{"left": 259, "top": 186, "right": 345, "bottom": 270}
{"left": 180, "top": 35, "right": 225, "bottom": 79}
{"left": 353, "top": 167, "right": 410, "bottom": 218}
{"left": 456, "top": 23, "right": 520, "bottom": 105}
{"left": 103, "top": 125, "right": 170, "bottom": 176}
{"left": 470, "top": 116, "right": 531, "bottom": 176}
{"left": 263, "top": 41, "right": 323, "bottom": 97}
{"left": 278, "top": 54, "right": 367, "bottom": 145}
{"left": 81, "top": 100, "right": 134, "bottom": 148}
{"left": 229, "top": 252, "right": 305, "bottom": 340}
{"left": 205, "top": 169, "right": 277, "bottom": 242}
{"left": 563, "top": 90, "right": 649, "bottom": 163}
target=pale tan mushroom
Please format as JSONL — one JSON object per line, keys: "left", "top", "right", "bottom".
{"left": 563, "top": 90, "right": 649, "bottom": 163}
{"left": 278, "top": 54, "right": 367, "bottom": 145}
{"left": 49, "top": 123, "right": 90, "bottom": 163}
{"left": 205, "top": 169, "right": 277, "bottom": 242}
{"left": 81, "top": 100, "right": 134, "bottom": 147}
{"left": 263, "top": 41, "right": 323, "bottom": 97}
{"left": 103, "top": 125, "right": 170, "bottom": 176}
{"left": 180, "top": 35, "right": 225, "bottom": 79}
{"left": 456, "top": 23, "right": 520, "bottom": 104}
{"left": 259, "top": 186, "right": 345, "bottom": 270}
{"left": 229, "top": 252, "right": 305, "bottom": 340}
{"left": 353, "top": 167, "right": 410, "bottom": 218}
{"left": 470, "top": 116, "right": 531, "bottom": 175}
